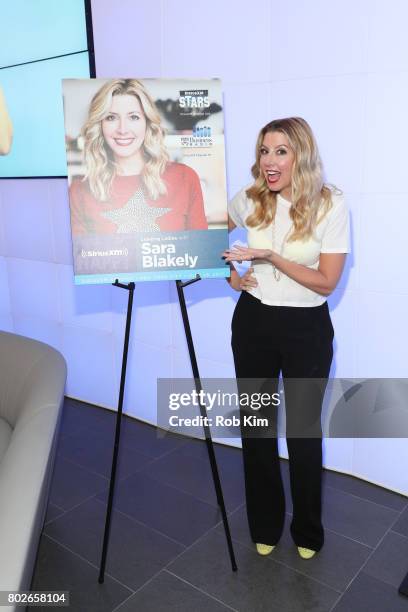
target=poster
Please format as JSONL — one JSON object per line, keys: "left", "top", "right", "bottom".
{"left": 62, "top": 78, "right": 229, "bottom": 284}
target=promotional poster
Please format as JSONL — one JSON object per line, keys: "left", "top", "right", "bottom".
{"left": 62, "top": 78, "right": 229, "bottom": 284}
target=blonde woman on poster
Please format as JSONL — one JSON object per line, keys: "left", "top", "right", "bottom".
{"left": 0, "top": 86, "right": 13, "bottom": 155}
{"left": 70, "top": 79, "right": 208, "bottom": 235}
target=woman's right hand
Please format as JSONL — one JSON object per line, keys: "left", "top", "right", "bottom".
{"left": 230, "top": 267, "right": 258, "bottom": 292}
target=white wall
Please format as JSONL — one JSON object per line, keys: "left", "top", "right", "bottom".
{"left": 0, "top": 0, "right": 407, "bottom": 494}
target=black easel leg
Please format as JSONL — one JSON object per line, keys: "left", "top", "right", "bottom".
{"left": 98, "top": 281, "right": 135, "bottom": 584}
{"left": 176, "top": 279, "right": 237, "bottom": 572}
{"left": 399, "top": 571, "right": 408, "bottom": 597}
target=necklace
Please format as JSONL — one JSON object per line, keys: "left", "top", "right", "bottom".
{"left": 271, "top": 219, "right": 293, "bottom": 281}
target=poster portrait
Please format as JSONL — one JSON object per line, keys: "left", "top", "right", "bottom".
{"left": 62, "top": 78, "right": 229, "bottom": 284}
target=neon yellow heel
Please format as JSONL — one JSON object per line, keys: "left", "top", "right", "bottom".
{"left": 256, "top": 543, "right": 275, "bottom": 555}
{"left": 297, "top": 547, "right": 316, "bottom": 559}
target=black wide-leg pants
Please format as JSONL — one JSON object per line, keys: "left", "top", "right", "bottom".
{"left": 231, "top": 291, "right": 334, "bottom": 551}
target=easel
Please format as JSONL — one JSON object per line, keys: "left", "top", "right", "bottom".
{"left": 98, "top": 277, "right": 237, "bottom": 584}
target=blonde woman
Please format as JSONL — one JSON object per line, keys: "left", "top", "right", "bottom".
{"left": 223, "top": 117, "right": 349, "bottom": 559}
{"left": 0, "top": 86, "right": 13, "bottom": 155}
{"left": 70, "top": 79, "right": 207, "bottom": 234}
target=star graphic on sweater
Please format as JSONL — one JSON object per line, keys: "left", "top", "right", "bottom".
{"left": 101, "top": 188, "right": 171, "bottom": 233}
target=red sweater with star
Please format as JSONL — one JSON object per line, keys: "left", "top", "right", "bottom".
{"left": 69, "top": 162, "right": 208, "bottom": 235}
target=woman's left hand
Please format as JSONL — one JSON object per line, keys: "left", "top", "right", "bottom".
{"left": 223, "top": 246, "right": 272, "bottom": 263}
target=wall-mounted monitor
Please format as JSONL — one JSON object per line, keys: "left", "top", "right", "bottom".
{"left": 0, "top": 0, "right": 95, "bottom": 178}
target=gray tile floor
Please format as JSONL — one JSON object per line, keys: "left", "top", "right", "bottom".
{"left": 29, "top": 398, "right": 408, "bottom": 611}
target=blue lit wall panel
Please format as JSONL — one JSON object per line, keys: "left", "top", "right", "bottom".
{"left": 7, "top": 258, "right": 59, "bottom": 320}
{"left": 62, "top": 326, "right": 117, "bottom": 407}
{"left": 0, "top": 315, "right": 13, "bottom": 332}
{"left": 58, "top": 265, "right": 113, "bottom": 332}
{"left": 118, "top": 340, "right": 172, "bottom": 423}
{"left": 49, "top": 180, "right": 74, "bottom": 265}
{"left": 91, "top": 0, "right": 161, "bottom": 77}
{"left": 0, "top": 257, "right": 11, "bottom": 315}
{"left": 13, "top": 314, "right": 62, "bottom": 352}
{"left": 1, "top": 179, "right": 54, "bottom": 261}
{"left": 0, "top": 0, "right": 406, "bottom": 496}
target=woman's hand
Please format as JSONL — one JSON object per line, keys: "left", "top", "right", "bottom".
{"left": 228, "top": 266, "right": 258, "bottom": 292}
{"left": 223, "top": 246, "right": 273, "bottom": 263}
{"left": 225, "top": 246, "right": 347, "bottom": 296}
{"left": 239, "top": 267, "right": 258, "bottom": 291}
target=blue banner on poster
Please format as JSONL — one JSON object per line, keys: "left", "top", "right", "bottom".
{"left": 62, "top": 78, "right": 229, "bottom": 284}
{"left": 73, "top": 229, "right": 229, "bottom": 284}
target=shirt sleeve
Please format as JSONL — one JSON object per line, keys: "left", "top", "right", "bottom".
{"left": 185, "top": 166, "right": 208, "bottom": 230}
{"left": 320, "top": 193, "right": 351, "bottom": 253}
{"left": 69, "top": 179, "right": 87, "bottom": 235}
{"left": 228, "top": 186, "right": 252, "bottom": 228}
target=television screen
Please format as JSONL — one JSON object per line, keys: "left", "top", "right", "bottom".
{"left": 1, "top": 0, "right": 88, "bottom": 68}
{"left": 0, "top": 0, "right": 93, "bottom": 178}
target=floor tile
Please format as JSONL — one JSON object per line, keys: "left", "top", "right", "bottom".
{"left": 215, "top": 503, "right": 266, "bottom": 548}
{"left": 45, "top": 503, "right": 65, "bottom": 525}
{"left": 262, "top": 525, "right": 371, "bottom": 593}
{"left": 168, "top": 530, "right": 339, "bottom": 612}
{"left": 114, "top": 570, "right": 235, "bottom": 611}
{"left": 322, "top": 486, "right": 399, "bottom": 546}
{"left": 140, "top": 442, "right": 245, "bottom": 511}
{"left": 96, "top": 471, "right": 222, "bottom": 546}
{"left": 179, "top": 441, "right": 293, "bottom": 513}
{"left": 31, "top": 399, "right": 407, "bottom": 612}
{"left": 215, "top": 505, "right": 372, "bottom": 592}
{"left": 120, "top": 416, "right": 188, "bottom": 457}
{"left": 44, "top": 497, "right": 184, "bottom": 591}
{"left": 57, "top": 428, "right": 153, "bottom": 480}
{"left": 323, "top": 469, "right": 408, "bottom": 512}
{"left": 331, "top": 571, "right": 408, "bottom": 612}
{"left": 60, "top": 398, "right": 112, "bottom": 438}
{"left": 79, "top": 412, "right": 123, "bottom": 440}
{"left": 363, "top": 531, "right": 408, "bottom": 589}
{"left": 49, "top": 455, "right": 108, "bottom": 510}
{"left": 393, "top": 505, "right": 408, "bottom": 538}
{"left": 177, "top": 438, "right": 242, "bottom": 463}
{"left": 29, "top": 535, "right": 132, "bottom": 612}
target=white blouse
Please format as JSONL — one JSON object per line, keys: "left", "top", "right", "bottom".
{"left": 228, "top": 187, "right": 350, "bottom": 307}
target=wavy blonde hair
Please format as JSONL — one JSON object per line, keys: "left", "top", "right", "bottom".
{"left": 246, "top": 117, "right": 340, "bottom": 241}
{"left": 82, "top": 79, "right": 169, "bottom": 202}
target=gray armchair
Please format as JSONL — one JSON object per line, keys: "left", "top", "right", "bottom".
{"left": 0, "top": 331, "right": 66, "bottom": 610}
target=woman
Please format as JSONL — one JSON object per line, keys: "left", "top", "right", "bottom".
{"left": 223, "top": 117, "right": 349, "bottom": 559}
{"left": 0, "top": 86, "right": 13, "bottom": 156}
{"left": 70, "top": 79, "right": 208, "bottom": 234}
